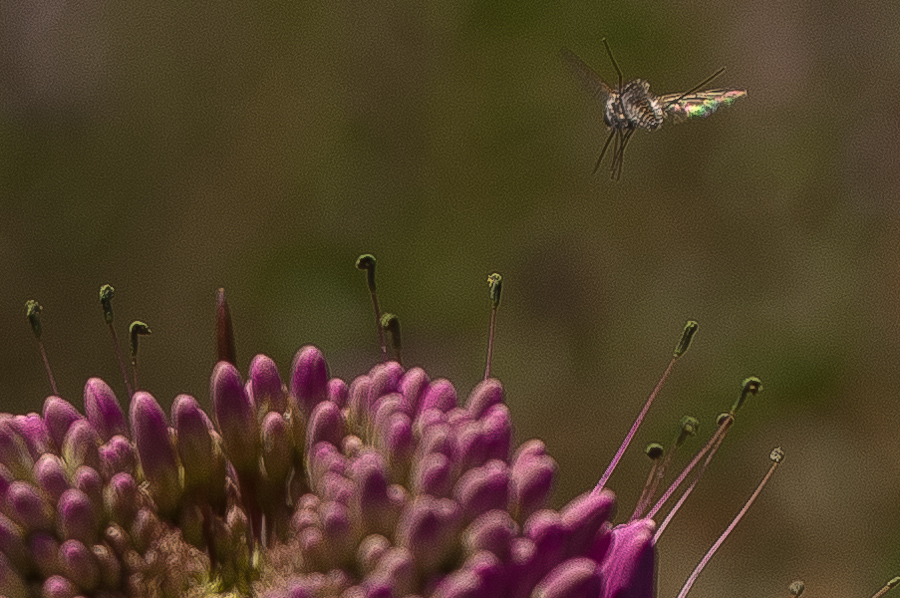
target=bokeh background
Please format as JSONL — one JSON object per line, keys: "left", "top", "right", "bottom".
{"left": 2, "top": 1, "right": 899, "bottom": 596}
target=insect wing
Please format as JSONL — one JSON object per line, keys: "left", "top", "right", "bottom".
{"left": 560, "top": 47, "right": 613, "bottom": 103}
{"left": 660, "top": 89, "right": 747, "bottom": 124}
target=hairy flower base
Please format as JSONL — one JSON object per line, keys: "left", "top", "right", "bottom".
{"left": 0, "top": 347, "right": 654, "bottom": 598}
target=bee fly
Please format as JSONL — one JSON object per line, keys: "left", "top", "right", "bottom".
{"left": 561, "top": 39, "right": 746, "bottom": 180}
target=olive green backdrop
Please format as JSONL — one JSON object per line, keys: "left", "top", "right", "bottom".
{"left": 2, "top": 1, "right": 898, "bottom": 596}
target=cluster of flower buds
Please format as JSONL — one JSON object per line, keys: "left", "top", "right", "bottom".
{"left": 0, "top": 341, "right": 653, "bottom": 598}
{"left": 8, "top": 264, "right": 894, "bottom": 598}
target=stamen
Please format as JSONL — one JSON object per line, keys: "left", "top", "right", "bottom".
{"left": 592, "top": 321, "right": 698, "bottom": 495}
{"left": 356, "top": 254, "right": 387, "bottom": 362}
{"left": 216, "top": 288, "right": 237, "bottom": 366}
{"left": 631, "top": 416, "right": 698, "bottom": 521}
{"left": 789, "top": 580, "right": 805, "bottom": 596}
{"left": 25, "top": 300, "right": 59, "bottom": 396}
{"left": 484, "top": 273, "right": 502, "bottom": 380}
{"left": 381, "top": 313, "right": 402, "bottom": 366}
{"left": 647, "top": 377, "right": 761, "bottom": 520}
{"left": 129, "top": 321, "right": 152, "bottom": 391}
{"left": 871, "top": 577, "right": 900, "bottom": 598}
{"left": 631, "top": 443, "right": 664, "bottom": 521}
{"left": 653, "top": 415, "right": 728, "bottom": 541}
{"left": 99, "top": 284, "right": 133, "bottom": 399}
{"left": 676, "top": 447, "right": 784, "bottom": 598}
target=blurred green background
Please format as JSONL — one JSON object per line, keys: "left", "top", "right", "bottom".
{"left": 1, "top": 1, "right": 899, "bottom": 596}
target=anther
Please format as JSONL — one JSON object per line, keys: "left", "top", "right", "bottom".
{"left": 593, "top": 321, "right": 699, "bottom": 495}
{"left": 676, "top": 448, "right": 784, "bottom": 598}
{"left": 99, "top": 284, "right": 133, "bottom": 399}
{"left": 789, "top": 580, "right": 805, "bottom": 597}
{"left": 871, "top": 577, "right": 900, "bottom": 598}
{"left": 356, "top": 254, "right": 387, "bottom": 362}
{"left": 25, "top": 300, "right": 58, "bottom": 396}
{"left": 129, "top": 321, "right": 151, "bottom": 391}
{"left": 484, "top": 273, "right": 502, "bottom": 380}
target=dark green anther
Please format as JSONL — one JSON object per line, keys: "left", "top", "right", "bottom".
{"left": 129, "top": 321, "right": 152, "bottom": 358}
{"left": 25, "top": 300, "right": 43, "bottom": 339}
{"left": 788, "top": 581, "right": 805, "bottom": 597}
{"left": 487, "top": 273, "right": 502, "bottom": 308}
{"left": 356, "top": 254, "right": 377, "bottom": 293}
{"left": 99, "top": 284, "right": 116, "bottom": 324}
{"left": 644, "top": 443, "right": 664, "bottom": 460}
{"left": 731, "top": 376, "right": 762, "bottom": 415}
{"left": 673, "top": 320, "right": 698, "bottom": 357}
{"left": 675, "top": 416, "right": 700, "bottom": 447}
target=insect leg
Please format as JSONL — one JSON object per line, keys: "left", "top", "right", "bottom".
{"left": 593, "top": 129, "right": 617, "bottom": 174}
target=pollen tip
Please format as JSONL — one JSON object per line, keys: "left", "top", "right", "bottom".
{"left": 769, "top": 447, "right": 784, "bottom": 463}
{"left": 25, "top": 300, "right": 43, "bottom": 339}
{"left": 487, "top": 273, "right": 502, "bottom": 308}
{"left": 789, "top": 580, "right": 805, "bottom": 596}
{"left": 673, "top": 320, "right": 699, "bottom": 357}
{"left": 129, "top": 321, "right": 151, "bottom": 358}
{"left": 356, "top": 254, "right": 377, "bottom": 292}
{"left": 645, "top": 443, "right": 663, "bottom": 460}
{"left": 99, "top": 284, "right": 115, "bottom": 324}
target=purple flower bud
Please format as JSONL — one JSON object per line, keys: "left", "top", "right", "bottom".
{"left": 130, "top": 392, "right": 181, "bottom": 515}
{"left": 57, "top": 488, "right": 98, "bottom": 545}
{"left": 600, "top": 519, "right": 657, "bottom": 598}
{"left": 306, "top": 401, "right": 346, "bottom": 455}
{"left": 261, "top": 411, "right": 293, "bottom": 486}
{"left": 90, "top": 543, "right": 122, "bottom": 589}
{"left": 307, "top": 442, "right": 346, "bottom": 492}
{"left": 347, "top": 375, "right": 374, "bottom": 430}
{"left": 411, "top": 451, "right": 453, "bottom": 497}
{"left": 366, "top": 546, "right": 416, "bottom": 597}
{"left": 396, "top": 496, "right": 461, "bottom": 572}
{"left": 320, "top": 471, "right": 355, "bottom": 504}
{"left": 41, "top": 574, "right": 77, "bottom": 598}
{"left": 10, "top": 413, "right": 54, "bottom": 459}
{"left": 356, "top": 533, "right": 390, "bottom": 575}
{"left": 398, "top": 367, "right": 430, "bottom": 413}
{"left": 131, "top": 507, "right": 161, "bottom": 554}
{"left": 29, "top": 530, "right": 60, "bottom": 577}
{"left": 83, "top": 378, "right": 127, "bottom": 441}
{"left": 532, "top": 557, "right": 603, "bottom": 598}
{"left": 173, "top": 394, "right": 226, "bottom": 500}
{"left": 98, "top": 434, "right": 135, "bottom": 478}
{"left": 511, "top": 452, "right": 558, "bottom": 522}
{"left": 319, "top": 500, "right": 354, "bottom": 567}
{"left": 104, "top": 472, "right": 140, "bottom": 526}
{"left": 462, "top": 509, "right": 518, "bottom": 561}
{"left": 561, "top": 490, "right": 616, "bottom": 558}
{"left": 61, "top": 419, "right": 102, "bottom": 473}
{"left": 42, "top": 396, "right": 84, "bottom": 451}
{"left": 327, "top": 378, "right": 349, "bottom": 408}
{"left": 250, "top": 354, "right": 286, "bottom": 413}
{"left": 418, "top": 379, "right": 458, "bottom": 414}
{"left": 464, "top": 379, "right": 504, "bottom": 419}
{"left": 431, "top": 569, "right": 487, "bottom": 598}
{"left": 58, "top": 538, "right": 100, "bottom": 592}
{"left": 34, "top": 453, "right": 70, "bottom": 502}
{"left": 290, "top": 345, "right": 329, "bottom": 416}
{"left": 72, "top": 466, "right": 103, "bottom": 512}
{"left": 453, "top": 460, "right": 511, "bottom": 520}
{"left": 367, "top": 362, "right": 404, "bottom": 405}
{"left": 7, "top": 480, "right": 53, "bottom": 531}
{"left": 0, "top": 419, "right": 33, "bottom": 479}
{"left": 211, "top": 362, "right": 259, "bottom": 474}
{"left": 377, "top": 412, "right": 414, "bottom": 475}
{"left": 463, "top": 550, "right": 505, "bottom": 597}
{"left": 349, "top": 451, "right": 393, "bottom": 536}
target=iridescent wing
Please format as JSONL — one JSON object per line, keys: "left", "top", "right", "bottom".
{"left": 560, "top": 47, "right": 613, "bottom": 103}
{"left": 659, "top": 89, "right": 747, "bottom": 124}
